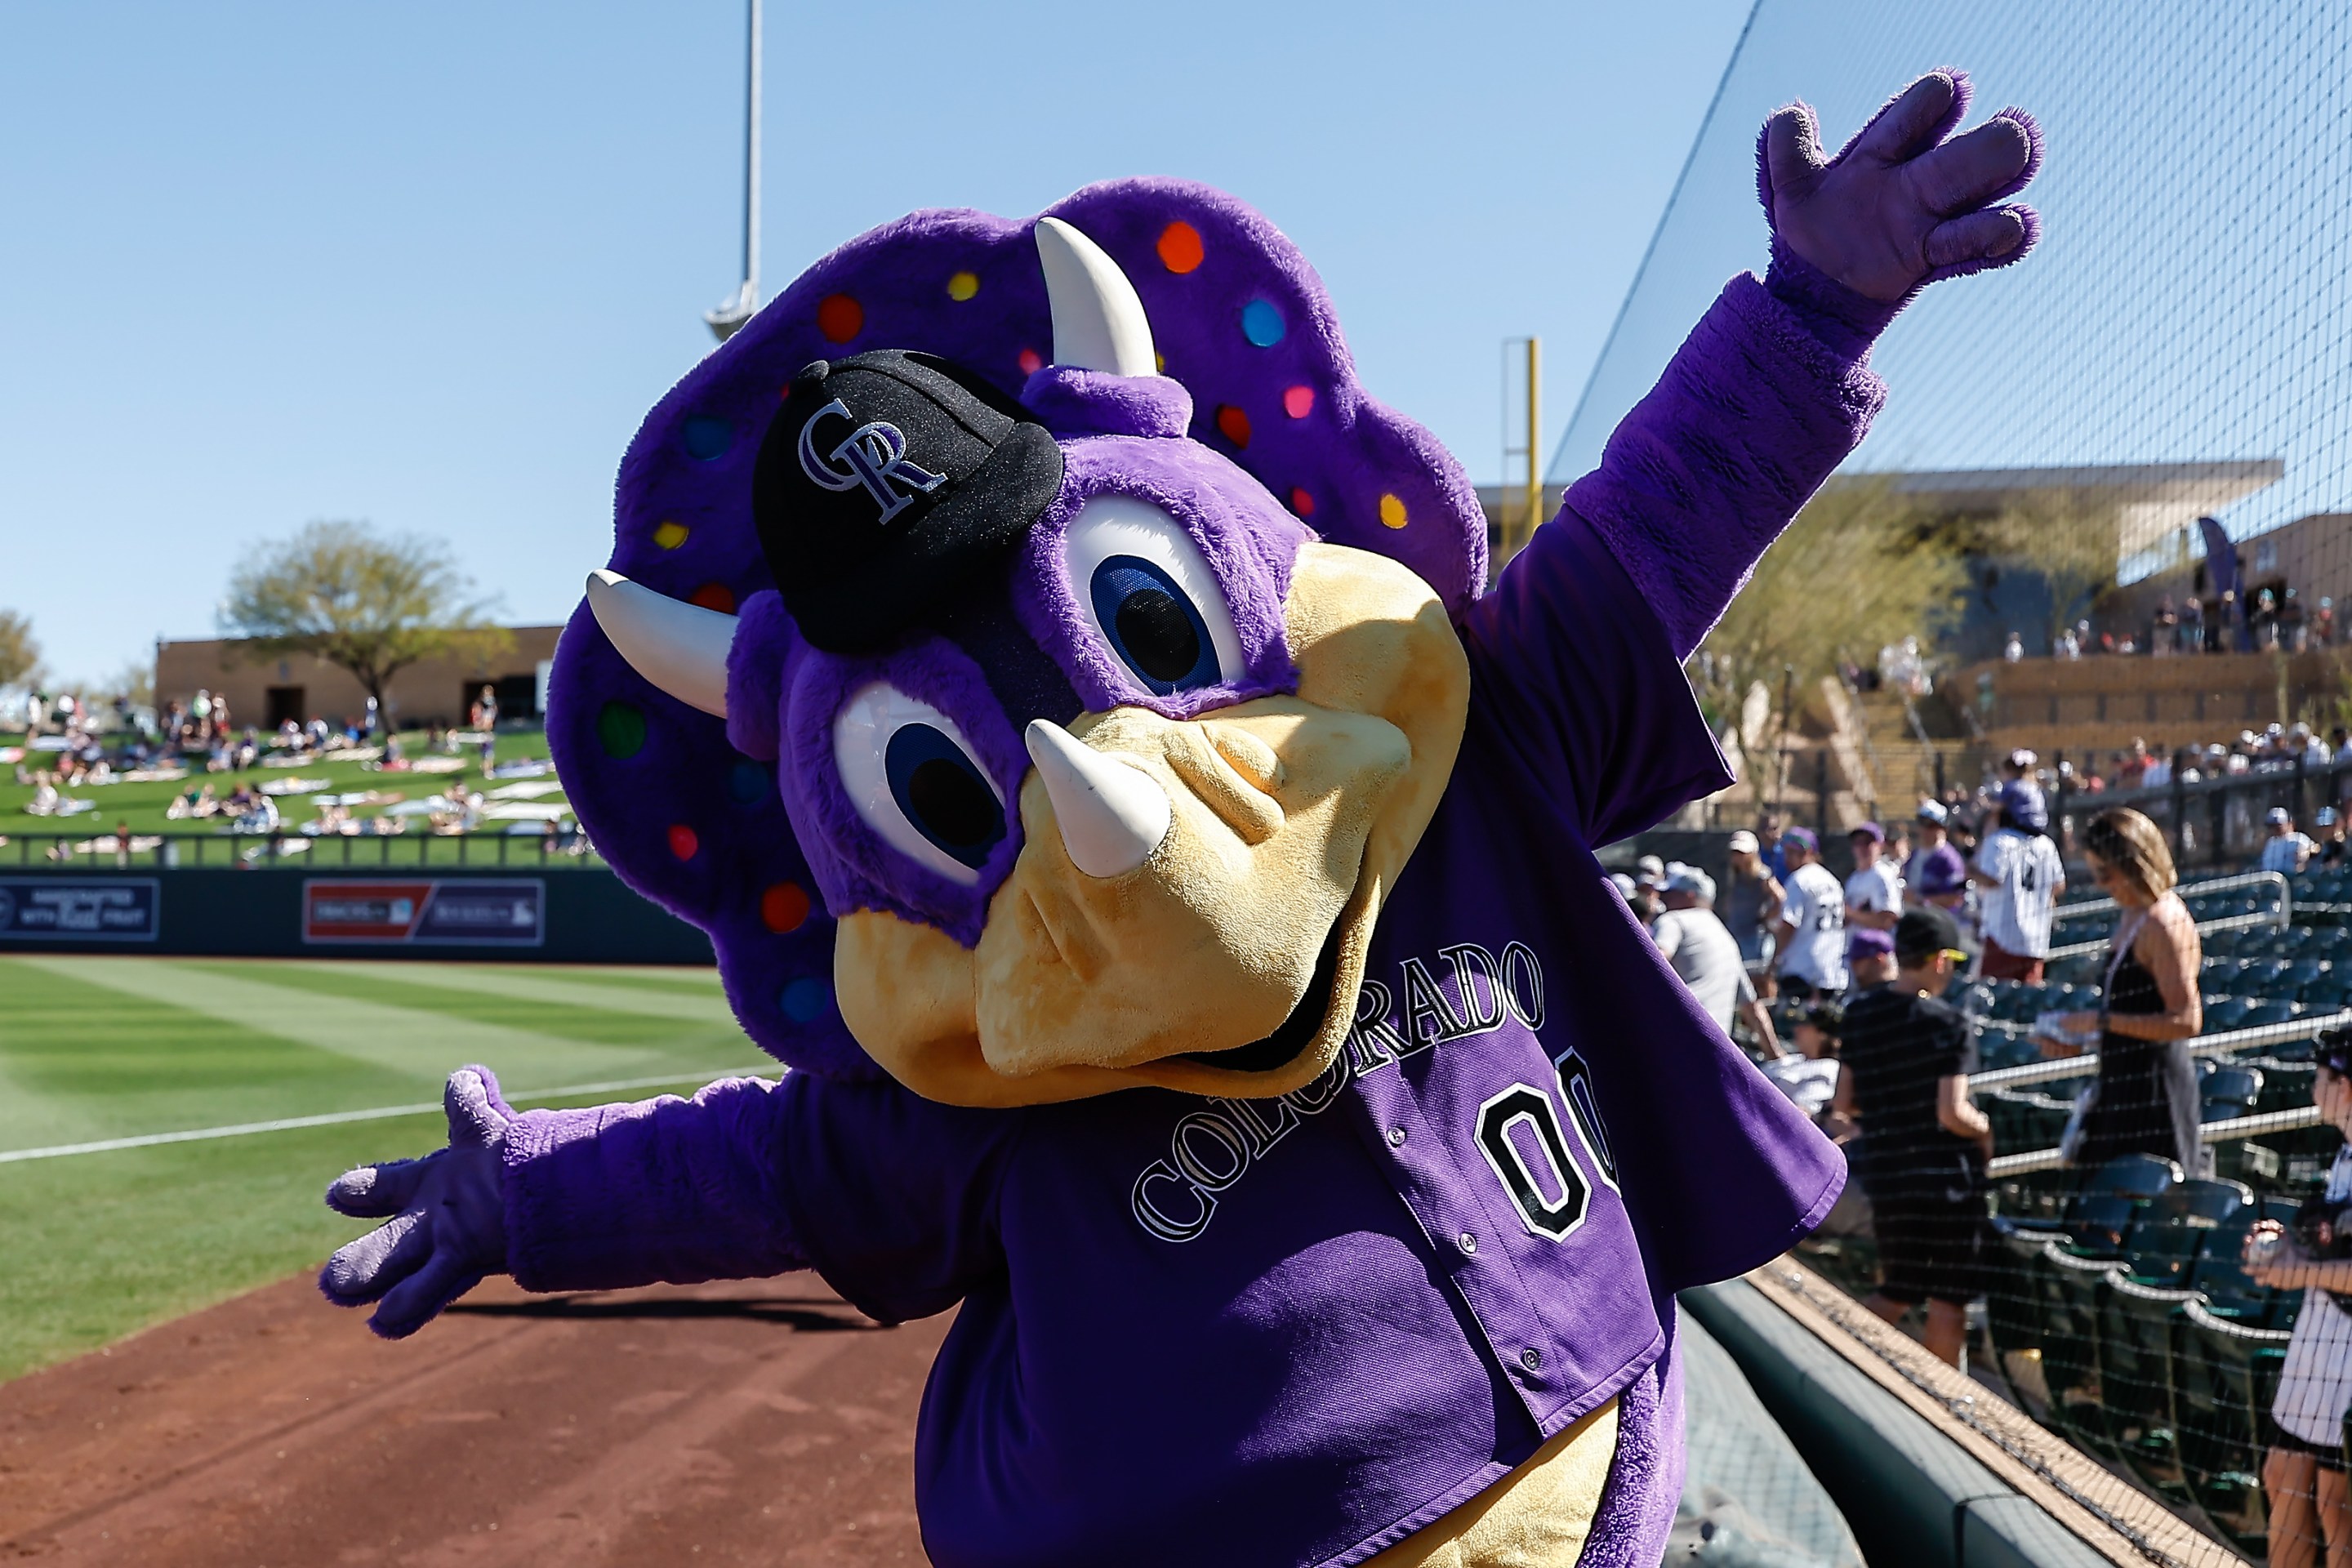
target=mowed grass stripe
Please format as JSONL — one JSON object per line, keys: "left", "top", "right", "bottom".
{"left": 15, "top": 956, "right": 688, "bottom": 1092}
{"left": 0, "top": 959, "right": 425, "bottom": 1150}
{"left": 292, "top": 960, "right": 741, "bottom": 1026}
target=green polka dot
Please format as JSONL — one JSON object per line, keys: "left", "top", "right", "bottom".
{"left": 597, "top": 701, "right": 646, "bottom": 758}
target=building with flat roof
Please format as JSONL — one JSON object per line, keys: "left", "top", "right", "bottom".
{"left": 155, "top": 625, "right": 563, "bottom": 730}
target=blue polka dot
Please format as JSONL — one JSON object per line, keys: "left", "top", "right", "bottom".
{"left": 684, "top": 416, "right": 733, "bottom": 460}
{"left": 781, "top": 978, "right": 832, "bottom": 1023}
{"left": 1241, "top": 299, "right": 1286, "bottom": 348}
{"left": 729, "top": 759, "right": 771, "bottom": 804}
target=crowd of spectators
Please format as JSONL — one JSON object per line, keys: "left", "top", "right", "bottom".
{"left": 2002, "top": 585, "right": 2336, "bottom": 662}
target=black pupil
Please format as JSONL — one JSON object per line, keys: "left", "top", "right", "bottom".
{"left": 1114, "top": 588, "right": 1201, "bottom": 684}
{"left": 906, "top": 756, "right": 998, "bottom": 849}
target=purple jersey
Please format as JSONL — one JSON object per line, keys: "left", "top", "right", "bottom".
{"left": 499, "top": 270, "right": 1870, "bottom": 1568}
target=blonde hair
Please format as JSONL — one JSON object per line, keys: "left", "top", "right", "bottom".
{"left": 2082, "top": 807, "right": 2177, "bottom": 901}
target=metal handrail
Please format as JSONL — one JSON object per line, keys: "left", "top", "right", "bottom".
{"left": 0, "top": 829, "right": 604, "bottom": 871}
{"left": 1971, "top": 1009, "right": 2352, "bottom": 1090}
{"left": 1989, "top": 1103, "right": 2325, "bottom": 1177}
{"left": 2053, "top": 868, "right": 2291, "bottom": 926}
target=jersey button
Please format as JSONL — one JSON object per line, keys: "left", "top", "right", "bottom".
{"left": 1521, "top": 1348, "right": 1542, "bottom": 1372}
{"left": 1388, "top": 1126, "right": 1407, "bottom": 1147}
{"left": 1457, "top": 1232, "right": 1479, "bottom": 1256}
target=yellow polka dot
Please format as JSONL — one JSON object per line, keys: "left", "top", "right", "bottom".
{"left": 653, "top": 520, "right": 689, "bottom": 550}
{"left": 1379, "top": 493, "right": 1409, "bottom": 530}
{"left": 947, "top": 270, "right": 980, "bottom": 301}
{"left": 1156, "top": 352, "right": 1166, "bottom": 372}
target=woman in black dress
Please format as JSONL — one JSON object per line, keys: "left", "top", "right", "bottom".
{"left": 2040, "top": 808, "right": 2205, "bottom": 1173}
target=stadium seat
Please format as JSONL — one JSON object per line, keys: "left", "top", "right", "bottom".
{"left": 2176, "top": 1298, "right": 2293, "bottom": 1556}
{"left": 2206, "top": 996, "right": 2256, "bottom": 1034}
{"left": 2025, "top": 1238, "right": 2119, "bottom": 1455}
{"left": 2097, "top": 1269, "right": 2197, "bottom": 1500}
{"left": 2201, "top": 1067, "right": 2265, "bottom": 1124}
{"left": 2242, "top": 1000, "right": 2303, "bottom": 1029}
{"left": 2124, "top": 1179, "right": 2253, "bottom": 1289}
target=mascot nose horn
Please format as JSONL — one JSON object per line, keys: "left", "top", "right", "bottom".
{"left": 582, "top": 569, "right": 735, "bottom": 718}
{"left": 1035, "top": 216, "right": 1158, "bottom": 377}
{"left": 1024, "top": 719, "right": 1170, "bottom": 878}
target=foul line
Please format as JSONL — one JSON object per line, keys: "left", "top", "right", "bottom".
{"left": 0, "top": 1067, "right": 774, "bottom": 1165}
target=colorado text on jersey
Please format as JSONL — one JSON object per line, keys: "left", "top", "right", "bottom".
{"left": 1129, "top": 942, "right": 1620, "bottom": 1242}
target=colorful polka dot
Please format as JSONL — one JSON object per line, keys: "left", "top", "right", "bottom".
{"left": 1157, "top": 220, "right": 1205, "bottom": 274}
{"left": 1214, "top": 404, "right": 1252, "bottom": 448}
{"left": 817, "top": 292, "right": 863, "bottom": 343}
{"left": 1379, "top": 493, "right": 1409, "bottom": 530}
{"left": 597, "top": 702, "right": 646, "bottom": 758}
{"left": 947, "top": 270, "right": 980, "bottom": 301}
{"left": 761, "top": 881, "right": 811, "bottom": 933}
{"left": 1018, "top": 347, "right": 1043, "bottom": 375}
{"left": 1282, "top": 385, "right": 1315, "bottom": 419}
{"left": 781, "top": 977, "right": 833, "bottom": 1022}
{"left": 667, "top": 823, "right": 699, "bottom": 860}
{"left": 1241, "top": 300, "right": 1285, "bottom": 347}
{"left": 683, "top": 416, "right": 732, "bottom": 461}
{"left": 688, "top": 582, "right": 736, "bottom": 613}
{"left": 652, "top": 520, "right": 689, "bottom": 550}
{"left": 728, "top": 760, "right": 771, "bottom": 804}
{"left": 1290, "top": 487, "right": 1316, "bottom": 517}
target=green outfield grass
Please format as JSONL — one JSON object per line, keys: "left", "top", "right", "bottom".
{"left": 0, "top": 953, "right": 759, "bottom": 1383}
{"left": 0, "top": 726, "right": 571, "bottom": 862}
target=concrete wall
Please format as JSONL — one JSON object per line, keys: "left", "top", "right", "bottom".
{"left": 155, "top": 626, "right": 564, "bottom": 730}
{"left": 1955, "top": 648, "right": 2351, "bottom": 760}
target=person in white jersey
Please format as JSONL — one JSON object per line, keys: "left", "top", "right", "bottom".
{"left": 1773, "top": 826, "right": 1850, "bottom": 1001}
{"left": 1649, "top": 865, "right": 1778, "bottom": 1045}
{"left": 2261, "top": 807, "right": 2318, "bottom": 875}
{"left": 1971, "top": 781, "right": 2065, "bottom": 984}
{"left": 2245, "top": 1028, "right": 2352, "bottom": 1567}
{"left": 1844, "top": 821, "right": 1903, "bottom": 931}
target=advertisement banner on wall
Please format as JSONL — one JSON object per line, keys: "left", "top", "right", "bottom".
{"left": 0, "top": 878, "right": 161, "bottom": 941}
{"left": 302, "top": 880, "right": 545, "bottom": 946}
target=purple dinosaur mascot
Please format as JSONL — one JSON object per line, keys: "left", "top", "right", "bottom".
{"left": 320, "top": 71, "right": 2040, "bottom": 1567}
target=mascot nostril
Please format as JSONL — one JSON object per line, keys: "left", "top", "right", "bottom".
{"left": 328, "top": 84, "right": 2047, "bottom": 1566}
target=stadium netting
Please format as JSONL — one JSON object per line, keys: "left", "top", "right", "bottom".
{"left": 1574, "top": 5, "right": 2352, "bottom": 1562}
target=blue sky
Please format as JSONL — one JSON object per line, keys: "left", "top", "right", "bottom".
{"left": 0, "top": 0, "right": 1757, "bottom": 685}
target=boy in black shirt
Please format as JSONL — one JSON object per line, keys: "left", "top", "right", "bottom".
{"left": 1835, "top": 904, "right": 1995, "bottom": 1366}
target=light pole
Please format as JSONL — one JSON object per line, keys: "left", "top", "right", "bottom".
{"left": 704, "top": 0, "right": 762, "bottom": 342}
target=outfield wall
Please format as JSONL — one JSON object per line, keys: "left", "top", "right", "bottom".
{"left": 0, "top": 867, "right": 712, "bottom": 964}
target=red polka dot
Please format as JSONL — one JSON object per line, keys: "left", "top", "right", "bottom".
{"left": 761, "top": 881, "right": 812, "bottom": 934}
{"left": 817, "top": 293, "right": 863, "bottom": 343}
{"left": 1018, "top": 347, "right": 1043, "bottom": 375}
{"left": 1214, "top": 404, "right": 1252, "bottom": 448}
{"left": 688, "top": 582, "right": 736, "bottom": 613}
{"left": 1283, "top": 385, "right": 1315, "bottom": 419}
{"left": 667, "top": 824, "right": 699, "bottom": 860}
{"left": 1156, "top": 220, "right": 1205, "bottom": 274}
{"left": 1289, "top": 487, "right": 1315, "bottom": 517}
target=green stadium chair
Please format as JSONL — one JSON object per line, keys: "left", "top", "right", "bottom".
{"left": 2097, "top": 1268, "right": 2197, "bottom": 1500}
{"left": 2176, "top": 1298, "right": 2292, "bottom": 1556}
{"left": 2029, "top": 1239, "right": 2123, "bottom": 1455}
{"left": 2125, "top": 1178, "right": 2253, "bottom": 1288}
{"left": 2202, "top": 1066, "right": 2265, "bottom": 1124}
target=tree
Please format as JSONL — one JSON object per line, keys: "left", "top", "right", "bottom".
{"left": 1980, "top": 492, "right": 2121, "bottom": 648}
{"left": 0, "top": 609, "right": 37, "bottom": 689}
{"left": 219, "top": 522, "right": 510, "bottom": 723}
{"left": 1690, "top": 478, "right": 1970, "bottom": 778}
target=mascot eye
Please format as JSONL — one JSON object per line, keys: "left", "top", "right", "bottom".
{"left": 1064, "top": 494, "right": 1245, "bottom": 697}
{"left": 833, "top": 683, "right": 1007, "bottom": 885}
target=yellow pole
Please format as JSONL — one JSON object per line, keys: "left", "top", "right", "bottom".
{"left": 1523, "top": 336, "right": 1542, "bottom": 554}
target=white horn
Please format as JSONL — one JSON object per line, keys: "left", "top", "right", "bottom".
{"left": 1035, "top": 216, "right": 1158, "bottom": 377}
{"left": 1023, "top": 719, "right": 1169, "bottom": 878}
{"left": 583, "top": 569, "right": 734, "bottom": 718}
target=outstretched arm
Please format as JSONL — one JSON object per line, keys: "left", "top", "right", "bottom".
{"left": 1566, "top": 69, "right": 2042, "bottom": 659}
{"left": 320, "top": 1067, "right": 804, "bottom": 1338}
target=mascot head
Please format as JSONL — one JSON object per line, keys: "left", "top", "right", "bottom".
{"left": 551, "top": 180, "right": 1479, "bottom": 1105}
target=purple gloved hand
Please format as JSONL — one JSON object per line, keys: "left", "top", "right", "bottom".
{"left": 1759, "top": 69, "right": 2042, "bottom": 327}
{"left": 320, "top": 1066, "right": 513, "bottom": 1339}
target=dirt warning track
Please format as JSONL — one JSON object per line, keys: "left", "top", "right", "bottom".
{"left": 0, "top": 1274, "right": 949, "bottom": 1566}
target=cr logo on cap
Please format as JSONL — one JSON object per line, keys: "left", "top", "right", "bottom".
{"left": 796, "top": 399, "right": 947, "bottom": 524}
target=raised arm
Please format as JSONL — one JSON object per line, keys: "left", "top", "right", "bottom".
{"left": 1570, "top": 70, "right": 2041, "bottom": 659}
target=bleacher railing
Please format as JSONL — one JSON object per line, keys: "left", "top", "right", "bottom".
{"left": 0, "top": 830, "right": 607, "bottom": 871}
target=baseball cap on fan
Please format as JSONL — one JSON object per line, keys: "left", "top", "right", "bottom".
{"left": 753, "top": 350, "right": 1065, "bottom": 653}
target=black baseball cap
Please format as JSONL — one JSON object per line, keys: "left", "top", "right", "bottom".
{"left": 753, "top": 350, "right": 1064, "bottom": 653}
{"left": 1893, "top": 905, "right": 1966, "bottom": 964}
